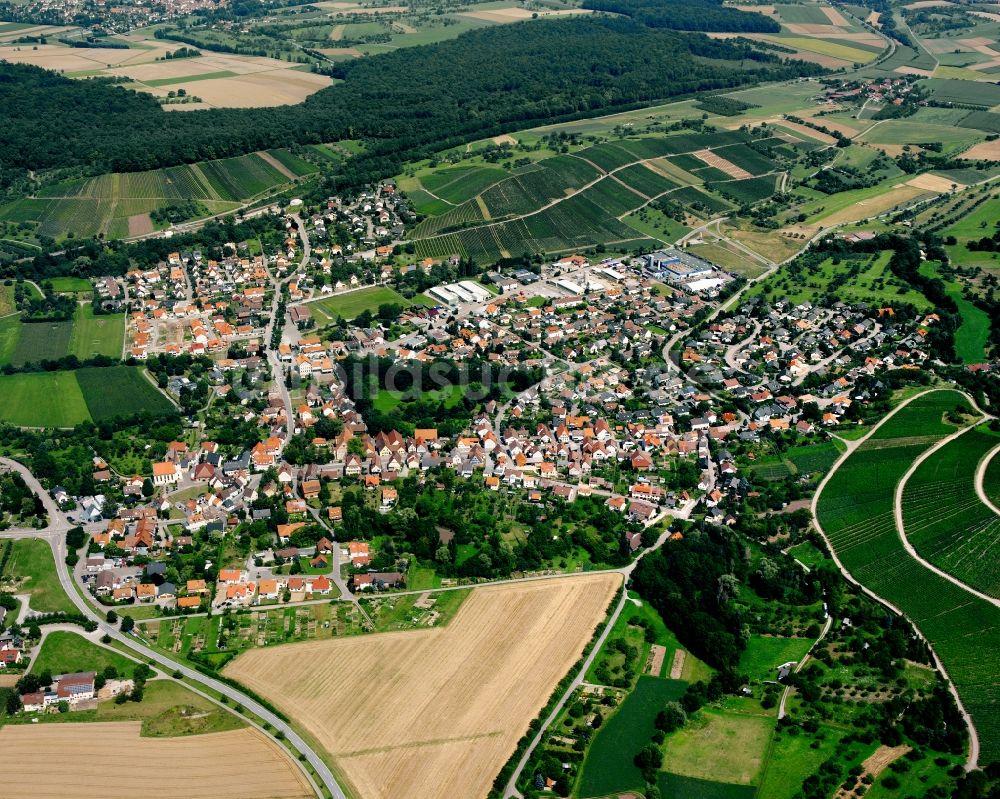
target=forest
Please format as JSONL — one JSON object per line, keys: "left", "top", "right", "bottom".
{"left": 0, "top": 16, "right": 818, "bottom": 188}
{"left": 582, "top": 0, "right": 780, "bottom": 33}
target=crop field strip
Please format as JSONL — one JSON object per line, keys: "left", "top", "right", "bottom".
{"left": 817, "top": 390, "right": 1000, "bottom": 763}
{"left": 901, "top": 427, "right": 1000, "bottom": 596}
{"left": 0, "top": 722, "right": 313, "bottom": 799}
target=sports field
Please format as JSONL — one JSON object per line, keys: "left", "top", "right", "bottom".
{"left": 305, "top": 286, "right": 412, "bottom": 322}
{"left": 0, "top": 722, "right": 313, "bottom": 799}
{"left": 225, "top": 574, "right": 620, "bottom": 799}
{"left": 68, "top": 305, "right": 125, "bottom": 360}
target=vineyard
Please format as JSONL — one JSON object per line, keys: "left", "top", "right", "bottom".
{"left": 817, "top": 390, "right": 1000, "bottom": 763}
{"left": 407, "top": 130, "right": 782, "bottom": 266}
{"left": 901, "top": 427, "right": 1000, "bottom": 597}
{"left": 3, "top": 151, "right": 309, "bottom": 242}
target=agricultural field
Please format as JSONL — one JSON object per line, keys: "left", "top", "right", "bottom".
{"left": 224, "top": 574, "right": 619, "bottom": 799}
{"left": 0, "top": 722, "right": 313, "bottom": 799}
{"left": 0, "top": 31, "right": 332, "bottom": 109}
{"left": 1, "top": 539, "right": 75, "bottom": 614}
{"left": 577, "top": 676, "right": 688, "bottom": 796}
{"left": 0, "top": 366, "right": 174, "bottom": 428}
{"left": 817, "top": 389, "right": 1000, "bottom": 763}
{"left": 0, "top": 151, "right": 310, "bottom": 242}
{"left": 901, "top": 426, "right": 1000, "bottom": 596}
{"left": 305, "top": 285, "right": 413, "bottom": 322}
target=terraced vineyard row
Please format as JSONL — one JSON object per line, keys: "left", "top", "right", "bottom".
{"left": 902, "top": 427, "right": 1000, "bottom": 597}
{"left": 817, "top": 390, "right": 1000, "bottom": 764}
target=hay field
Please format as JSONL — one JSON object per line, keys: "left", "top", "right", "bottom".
{"left": 459, "top": 6, "right": 591, "bottom": 22}
{"left": 0, "top": 722, "right": 313, "bottom": 799}
{"left": 818, "top": 183, "right": 928, "bottom": 225}
{"left": 0, "top": 35, "right": 331, "bottom": 108}
{"left": 226, "top": 574, "right": 620, "bottom": 799}
{"left": 960, "top": 139, "right": 1000, "bottom": 159}
{"left": 908, "top": 173, "right": 963, "bottom": 191}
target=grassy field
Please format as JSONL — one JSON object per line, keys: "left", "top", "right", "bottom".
{"left": 738, "top": 635, "right": 813, "bottom": 682}
{"left": 68, "top": 306, "right": 124, "bottom": 361}
{"left": 661, "top": 707, "right": 775, "bottom": 785}
{"left": 659, "top": 773, "right": 757, "bottom": 799}
{"left": 3, "top": 539, "right": 76, "bottom": 614}
{"left": 902, "top": 426, "right": 1000, "bottom": 596}
{"left": 0, "top": 366, "right": 173, "bottom": 427}
{"left": 577, "top": 676, "right": 688, "bottom": 796}
{"left": 749, "top": 250, "right": 930, "bottom": 308}
{"left": 306, "top": 286, "right": 411, "bottom": 322}
{"left": 0, "top": 371, "right": 91, "bottom": 427}
{"left": 918, "top": 261, "right": 990, "bottom": 363}
{"left": 31, "top": 631, "right": 136, "bottom": 676}
{"left": 817, "top": 389, "right": 1000, "bottom": 762}
{"left": 47, "top": 277, "right": 92, "bottom": 294}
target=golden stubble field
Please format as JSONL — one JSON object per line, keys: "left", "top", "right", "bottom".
{"left": 225, "top": 573, "right": 621, "bottom": 799}
{"left": 0, "top": 722, "right": 314, "bottom": 799}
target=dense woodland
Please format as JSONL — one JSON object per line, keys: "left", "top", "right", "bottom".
{"left": 582, "top": 0, "right": 780, "bottom": 33}
{"left": 0, "top": 16, "right": 818, "bottom": 189}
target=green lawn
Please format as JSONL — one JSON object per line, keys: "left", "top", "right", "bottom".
{"left": 5, "top": 539, "right": 77, "bottom": 615}
{"left": 94, "top": 679, "right": 245, "bottom": 736}
{"left": 68, "top": 305, "right": 124, "bottom": 361}
{"left": 31, "top": 631, "right": 136, "bottom": 676}
{"left": 661, "top": 708, "right": 775, "bottom": 785}
{"left": 307, "top": 285, "right": 411, "bottom": 322}
{"left": 756, "top": 723, "right": 847, "bottom": 799}
{"left": 0, "top": 313, "right": 19, "bottom": 364}
{"left": 750, "top": 250, "right": 930, "bottom": 308}
{"left": 48, "top": 277, "right": 92, "bottom": 294}
{"left": 0, "top": 371, "right": 91, "bottom": 427}
{"left": 738, "top": 635, "right": 813, "bottom": 683}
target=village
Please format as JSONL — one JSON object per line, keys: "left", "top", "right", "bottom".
{"left": 14, "top": 178, "right": 948, "bottom": 626}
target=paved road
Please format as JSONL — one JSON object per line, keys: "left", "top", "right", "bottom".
{"left": 810, "top": 388, "right": 984, "bottom": 771}
{"left": 502, "top": 526, "right": 676, "bottom": 798}
{"left": 892, "top": 413, "right": 1000, "bottom": 610}
{"left": 974, "top": 443, "right": 1000, "bottom": 518}
{"left": 777, "top": 614, "right": 833, "bottom": 720}
{"left": 265, "top": 213, "right": 311, "bottom": 440}
{"left": 0, "top": 456, "right": 347, "bottom": 799}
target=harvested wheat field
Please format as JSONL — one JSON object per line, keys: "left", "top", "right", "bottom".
{"left": 693, "top": 149, "right": 752, "bottom": 179}
{"left": 908, "top": 173, "right": 964, "bottom": 191}
{"left": 0, "top": 722, "right": 313, "bottom": 799}
{"left": 960, "top": 139, "right": 1000, "bottom": 160}
{"left": 821, "top": 6, "right": 851, "bottom": 26}
{"left": 226, "top": 574, "right": 620, "bottom": 799}
{"left": 820, "top": 184, "right": 928, "bottom": 226}
{"left": 895, "top": 65, "right": 935, "bottom": 77}
{"left": 460, "top": 6, "right": 591, "bottom": 22}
